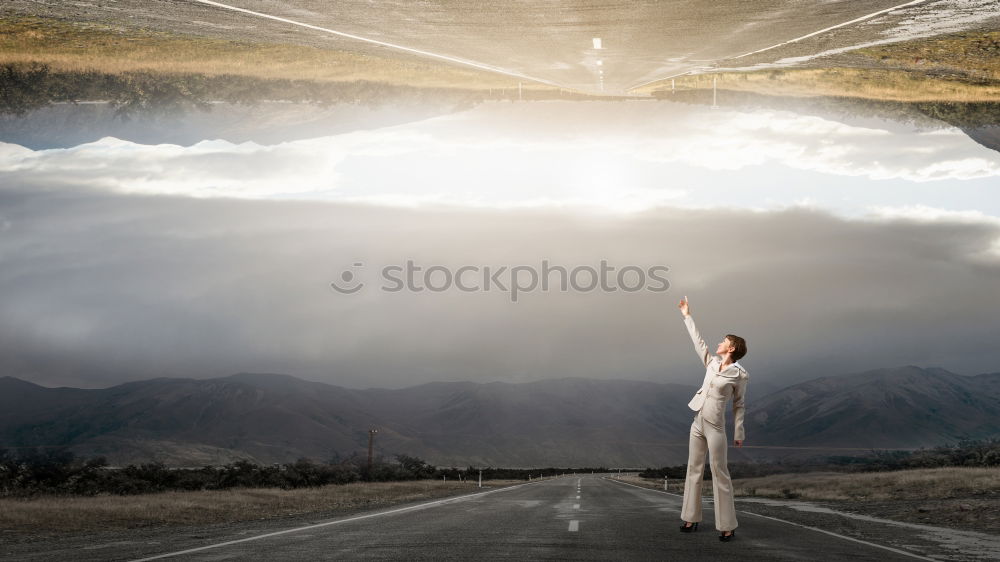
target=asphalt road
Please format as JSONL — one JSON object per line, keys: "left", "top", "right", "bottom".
{"left": 126, "top": 475, "right": 929, "bottom": 561}
{"left": 6, "top": 0, "right": 979, "bottom": 95}
{"left": 186, "top": 0, "right": 928, "bottom": 94}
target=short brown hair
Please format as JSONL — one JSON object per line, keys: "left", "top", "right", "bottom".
{"left": 725, "top": 334, "right": 747, "bottom": 362}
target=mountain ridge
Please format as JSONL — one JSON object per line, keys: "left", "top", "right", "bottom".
{"left": 746, "top": 366, "right": 1000, "bottom": 448}
{"left": 2, "top": 366, "right": 998, "bottom": 466}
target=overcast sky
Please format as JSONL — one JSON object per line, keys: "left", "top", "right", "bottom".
{"left": 1, "top": 100, "right": 999, "bottom": 393}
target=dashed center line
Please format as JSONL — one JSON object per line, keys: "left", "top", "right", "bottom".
{"left": 568, "top": 520, "right": 580, "bottom": 532}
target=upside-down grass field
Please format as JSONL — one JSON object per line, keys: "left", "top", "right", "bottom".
{"left": 0, "top": 15, "right": 537, "bottom": 91}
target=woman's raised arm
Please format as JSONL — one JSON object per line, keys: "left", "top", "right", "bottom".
{"left": 679, "top": 296, "right": 711, "bottom": 367}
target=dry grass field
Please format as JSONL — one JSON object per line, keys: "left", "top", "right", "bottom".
{"left": 640, "top": 67, "right": 1000, "bottom": 102}
{"left": 855, "top": 30, "right": 1000, "bottom": 83}
{"left": 618, "top": 467, "right": 1000, "bottom": 534}
{"left": 0, "top": 15, "right": 538, "bottom": 91}
{"left": 620, "top": 466, "right": 1000, "bottom": 500}
{"left": 0, "top": 479, "right": 525, "bottom": 533}
{"left": 731, "top": 466, "right": 999, "bottom": 501}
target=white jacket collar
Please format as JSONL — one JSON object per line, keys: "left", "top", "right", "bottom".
{"left": 715, "top": 358, "right": 746, "bottom": 377}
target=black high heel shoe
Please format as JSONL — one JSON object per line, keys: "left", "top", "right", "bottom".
{"left": 719, "top": 530, "right": 735, "bottom": 542}
{"left": 679, "top": 521, "right": 698, "bottom": 533}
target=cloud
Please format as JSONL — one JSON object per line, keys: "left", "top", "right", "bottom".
{"left": 2, "top": 101, "right": 999, "bottom": 391}
{"left": 1, "top": 102, "right": 998, "bottom": 212}
{"left": 627, "top": 110, "right": 1000, "bottom": 181}
{"left": 1, "top": 181, "right": 998, "bottom": 391}
{"left": 865, "top": 204, "right": 1000, "bottom": 225}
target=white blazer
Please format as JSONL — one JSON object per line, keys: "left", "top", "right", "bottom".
{"left": 682, "top": 314, "right": 749, "bottom": 441}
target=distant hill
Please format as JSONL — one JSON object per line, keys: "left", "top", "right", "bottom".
{"left": 0, "top": 374, "right": 695, "bottom": 467}
{"left": 2, "top": 366, "right": 998, "bottom": 467}
{"left": 963, "top": 125, "right": 1000, "bottom": 155}
{"left": 0, "top": 100, "right": 464, "bottom": 149}
{"left": 0, "top": 373, "right": 377, "bottom": 466}
{"left": 745, "top": 366, "right": 1000, "bottom": 448}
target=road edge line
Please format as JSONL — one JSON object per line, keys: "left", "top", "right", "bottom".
{"left": 190, "top": 0, "right": 564, "bottom": 89}
{"left": 129, "top": 477, "right": 559, "bottom": 561}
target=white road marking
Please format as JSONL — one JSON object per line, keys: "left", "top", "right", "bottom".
{"left": 628, "top": 0, "right": 932, "bottom": 91}
{"left": 592, "top": 38, "right": 603, "bottom": 49}
{"left": 746, "top": 511, "right": 939, "bottom": 562}
{"left": 576, "top": 495, "right": 581, "bottom": 499}
{"left": 569, "top": 520, "right": 580, "bottom": 532}
{"left": 731, "top": 0, "right": 931, "bottom": 59}
{"left": 574, "top": 504, "right": 580, "bottom": 509}
{"left": 605, "top": 478, "right": 936, "bottom": 561}
{"left": 129, "top": 480, "right": 540, "bottom": 561}
{"left": 190, "top": 0, "right": 563, "bottom": 88}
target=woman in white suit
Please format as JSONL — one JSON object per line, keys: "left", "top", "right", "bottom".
{"left": 676, "top": 296, "right": 748, "bottom": 542}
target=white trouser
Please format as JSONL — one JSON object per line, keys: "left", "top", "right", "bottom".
{"left": 680, "top": 408, "right": 738, "bottom": 531}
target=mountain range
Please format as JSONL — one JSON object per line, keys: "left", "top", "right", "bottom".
{"left": 963, "top": 125, "right": 1000, "bottom": 155}
{"left": 1, "top": 366, "right": 998, "bottom": 467}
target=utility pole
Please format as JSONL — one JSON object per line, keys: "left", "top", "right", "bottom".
{"left": 367, "top": 428, "right": 378, "bottom": 471}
